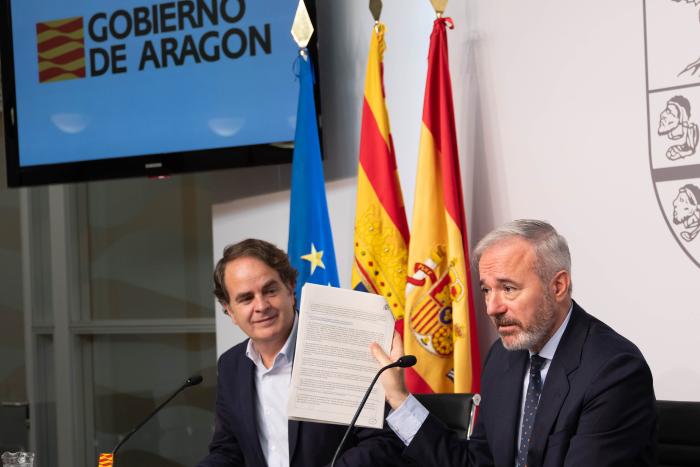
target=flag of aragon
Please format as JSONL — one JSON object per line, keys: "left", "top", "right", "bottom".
{"left": 36, "top": 17, "right": 86, "bottom": 83}
{"left": 351, "top": 23, "right": 409, "bottom": 323}
{"left": 404, "top": 17, "right": 481, "bottom": 394}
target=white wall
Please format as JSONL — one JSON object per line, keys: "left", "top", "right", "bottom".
{"left": 214, "top": 0, "right": 700, "bottom": 401}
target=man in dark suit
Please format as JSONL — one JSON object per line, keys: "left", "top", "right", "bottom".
{"left": 198, "top": 239, "right": 403, "bottom": 467}
{"left": 372, "top": 219, "right": 657, "bottom": 466}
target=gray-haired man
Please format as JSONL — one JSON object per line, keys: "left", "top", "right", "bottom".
{"left": 372, "top": 219, "right": 656, "bottom": 467}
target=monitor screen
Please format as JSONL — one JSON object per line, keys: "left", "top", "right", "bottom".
{"left": 1, "top": 0, "right": 314, "bottom": 186}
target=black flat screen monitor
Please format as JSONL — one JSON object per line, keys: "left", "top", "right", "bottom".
{"left": 0, "top": 0, "right": 319, "bottom": 186}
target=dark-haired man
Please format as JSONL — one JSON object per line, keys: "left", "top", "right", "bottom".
{"left": 198, "top": 238, "right": 403, "bottom": 467}
{"left": 372, "top": 220, "right": 656, "bottom": 467}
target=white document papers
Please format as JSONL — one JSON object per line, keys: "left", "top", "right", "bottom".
{"left": 287, "top": 283, "right": 394, "bottom": 429}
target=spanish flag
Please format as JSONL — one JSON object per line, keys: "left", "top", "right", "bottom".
{"left": 97, "top": 453, "right": 113, "bottom": 467}
{"left": 404, "top": 17, "right": 480, "bottom": 394}
{"left": 351, "top": 24, "right": 409, "bottom": 321}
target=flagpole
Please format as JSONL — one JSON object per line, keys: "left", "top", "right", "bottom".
{"left": 369, "top": 0, "right": 383, "bottom": 22}
{"left": 429, "top": 0, "right": 448, "bottom": 17}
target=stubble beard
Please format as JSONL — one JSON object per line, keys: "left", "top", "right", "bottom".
{"left": 497, "top": 293, "right": 558, "bottom": 352}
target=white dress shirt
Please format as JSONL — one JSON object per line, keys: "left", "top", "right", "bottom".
{"left": 386, "top": 303, "right": 573, "bottom": 449}
{"left": 245, "top": 315, "right": 298, "bottom": 467}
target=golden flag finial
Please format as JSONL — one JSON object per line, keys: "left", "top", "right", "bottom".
{"left": 291, "top": 0, "right": 314, "bottom": 49}
{"left": 369, "top": 0, "right": 382, "bottom": 22}
{"left": 430, "top": 0, "right": 448, "bottom": 16}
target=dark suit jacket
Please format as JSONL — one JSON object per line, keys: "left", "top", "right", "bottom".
{"left": 404, "top": 301, "right": 657, "bottom": 467}
{"left": 197, "top": 340, "right": 403, "bottom": 467}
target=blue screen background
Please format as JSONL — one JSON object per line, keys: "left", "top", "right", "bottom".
{"left": 11, "top": 0, "right": 299, "bottom": 167}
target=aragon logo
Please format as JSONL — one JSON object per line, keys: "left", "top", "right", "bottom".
{"left": 33, "top": 2, "right": 271, "bottom": 81}
{"left": 36, "top": 17, "right": 86, "bottom": 83}
{"left": 644, "top": 0, "right": 700, "bottom": 269}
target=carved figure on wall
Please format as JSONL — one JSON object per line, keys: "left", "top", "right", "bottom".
{"left": 672, "top": 183, "right": 700, "bottom": 241}
{"left": 658, "top": 95, "right": 698, "bottom": 160}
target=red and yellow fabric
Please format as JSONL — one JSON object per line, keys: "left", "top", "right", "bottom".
{"left": 97, "top": 453, "right": 113, "bottom": 467}
{"left": 404, "top": 17, "right": 481, "bottom": 394}
{"left": 352, "top": 23, "right": 409, "bottom": 315}
{"left": 351, "top": 24, "right": 410, "bottom": 326}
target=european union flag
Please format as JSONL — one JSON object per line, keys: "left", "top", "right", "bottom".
{"left": 287, "top": 52, "right": 339, "bottom": 301}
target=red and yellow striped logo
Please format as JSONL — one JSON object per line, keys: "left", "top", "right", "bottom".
{"left": 36, "top": 17, "right": 86, "bottom": 83}
{"left": 97, "top": 453, "right": 113, "bottom": 467}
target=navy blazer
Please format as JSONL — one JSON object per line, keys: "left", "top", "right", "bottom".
{"left": 197, "top": 340, "right": 404, "bottom": 467}
{"left": 404, "top": 302, "right": 657, "bottom": 467}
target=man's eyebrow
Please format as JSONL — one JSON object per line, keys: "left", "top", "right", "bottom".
{"left": 233, "top": 278, "right": 283, "bottom": 300}
{"left": 262, "top": 279, "right": 281, "bottom": 289}
{"left": 480, "top": 277, "right": 519, "bottom": 286}
{"left": 496, "top": 278, "right": 521, "bottom": 286}
{"left": 234, "top": 291, "right": 253, "bottom": 301}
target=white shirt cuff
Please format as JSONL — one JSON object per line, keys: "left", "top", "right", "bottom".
{"left": 385, "top": 394, "right": 429, "bottom": 446}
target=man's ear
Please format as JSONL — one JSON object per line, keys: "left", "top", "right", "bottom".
{"left": 224, "top": 304, "right": 239, "bottom": 325}
{"left": 551, "top": 270, "right": 571, "bottom": 302}
{"left": 285, "top": 282, "right": 296, "bottom": 298}
{"left": 288, "top": 282, "right": 301, "bottom": 310}
{"left": 287, "top": 282, "right": 297, "bottom": 309}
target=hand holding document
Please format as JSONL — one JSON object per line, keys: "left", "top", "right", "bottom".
{"left": 287, "top": 283, "right": 394, "bottom": 429}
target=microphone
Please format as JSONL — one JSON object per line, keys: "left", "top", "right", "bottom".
{"left": 111, "top": 375, "right": 203, "bottom": 461}
{"left": 330, "top": 356, "right": 417, "bottom": 467}
{"left": 185, "top": 375, "right": 204, "bottom": 386}
{"left": 395, "top": 355, "right": 417, "bottom": 368}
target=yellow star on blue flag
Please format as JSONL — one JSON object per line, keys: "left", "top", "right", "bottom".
{"left": 287, "top": 51, "right": 339, "bottom": 301}
{"left": 301, "top": 243, "right": 325, "bottom": 274}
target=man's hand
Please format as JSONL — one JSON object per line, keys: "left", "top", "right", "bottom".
{"left": 370, "top": 330, "right": 410, "bottom": 410}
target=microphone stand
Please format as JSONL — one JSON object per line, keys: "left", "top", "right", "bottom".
{"left": 112, "top": 375, "right": 203, "bottom": 462}
{"left": 329, "top": 356, "right": 416, "bottom": 467}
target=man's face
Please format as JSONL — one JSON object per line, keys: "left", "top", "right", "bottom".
{"left": 658, "top": 105, "right": 680, "bottom": 135}
{"left": 223, "top": 256, "right": 296, "bottom": 350}
{"left": 673, "top": 191, "right": 695, "bottom": 225}
{"left": 478, "top": 237, "right": 559, "bottom": 352}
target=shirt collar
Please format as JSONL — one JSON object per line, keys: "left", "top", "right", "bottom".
{"left": 245, "top": 312, "right": 299, "bottom": 367}
{"left": 530, "top": 301, "right": 573, "bottom": 360}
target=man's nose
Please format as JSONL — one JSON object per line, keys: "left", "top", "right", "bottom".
{"left": 485, "top": 292, "right": 506, "bottom": 316}
{"left": 252, "top": 294, "right": 270, "bottom": 312}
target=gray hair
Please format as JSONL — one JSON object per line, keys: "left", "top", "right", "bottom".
{"left": 473, "top": 219, "right": 572, "bottom": 292}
